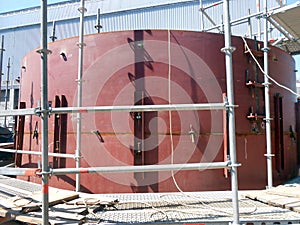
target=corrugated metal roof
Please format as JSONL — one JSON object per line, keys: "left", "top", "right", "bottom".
{"left": 0, "top": 0, "right": 196, "bottom": 30}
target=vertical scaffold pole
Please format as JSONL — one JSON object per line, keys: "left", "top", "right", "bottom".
{"left": 76, "top": 0, "right": 86, "bottom": 192}
{"left": 39, "top": 0, "right": 50, "bottom": 224}
{"left": 4, "top": 57, "right": 10, "bottom": 127}
{"left": 0, "top": 36, "right": 4, "bottom": 104}
{"left": 256, "top": 0, "right": 261, "bottom": 40}
{"left": 222, "top": 0, "right": 240, "bottom": 224}
{"left": 263, "top": 0, "right": 273, "bottom": 189}
{"left": 200, "top": 0, "right": 205, "bottom": 31}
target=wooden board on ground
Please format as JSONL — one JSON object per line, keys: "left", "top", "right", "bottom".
{"left": 31, "top": 188, "right": 79, "bottom": 206}
{"left": 51, "top": 203, "right": 88, "bottom": 215}
{"left": 0, "top": 188, "right": 79, "bottom": 212}
{"left": 243, "top": 184, "right": 300, "bottom": 213}
{"left": 0, "top": 188, "right": 83, "bottom": 224}
{"left": 15, "top": 212, "right": 85, "bottom": 225}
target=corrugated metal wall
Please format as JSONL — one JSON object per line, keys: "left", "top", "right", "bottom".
{"left": 0, "top": 0, "right": 281, "bottom": 81}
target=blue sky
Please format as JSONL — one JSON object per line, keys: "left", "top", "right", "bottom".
{"left": 0, "top": 0, "right": 299, "bottom": 76}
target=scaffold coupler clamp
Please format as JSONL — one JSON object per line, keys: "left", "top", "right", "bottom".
{"left": 227, "top": 160, "right": 241, "bottom": 171}
{"left": 264, "top": 153, "right": 274, "bottom": 159}
{"left": 36, "top": 48, "right": 52, "bottom": 55}
{"left": 33, "top": 168, "right": 43, "bottom": 178}
{"left": 48, "top": 101, "right": 53, "bottom": 117}
{"left": 74, "top": 154, "right": 83, "bottom": 162}
{"left": 34, "top": 106, "right": 42, "bottom": 117}
{"left": 220, "top": 46, "right": 236, "bottom": 53}
{"left": 261, "top": 46, "right": 270, "bottom": 53}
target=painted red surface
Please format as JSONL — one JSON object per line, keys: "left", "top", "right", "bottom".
{"left": 18, "top": 30, "right": 298, "bottom": 193}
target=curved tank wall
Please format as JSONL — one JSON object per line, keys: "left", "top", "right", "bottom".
{"left": 17, "top": 30, "right": 297, "bottom": 193}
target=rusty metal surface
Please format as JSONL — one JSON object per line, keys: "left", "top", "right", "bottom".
{"left": 18, "top": 30, "right": 298, "bottom": 193}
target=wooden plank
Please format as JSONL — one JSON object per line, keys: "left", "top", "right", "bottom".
{"left": 267, "top": 185, "right": 300, "bottom": 198}
{"left": 67, "top": 196, "right": 118, "bottom": 206}
{"left": 0, "top": 204, "right": 85, "bottom": 225}
{"left": 15, "top": 212, "right": 84, "bottom": 225}
{"left": 285, "top": 201, "right": 300, "bottom": 213}
{"left": 243, "top": 185, "right": 300, "bottom": 214}
{"left": 30, "top": 188, "right": 79, "bottom": 206}
{"left": 51, "top": 203, "right": 88, "bottom": 215}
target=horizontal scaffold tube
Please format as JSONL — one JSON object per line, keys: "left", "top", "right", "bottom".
{"left": 0, "top": 108, "right": 36, "bottom": 117}
{"left": 0, "top": 148, "right": 75, "bottom": 159}
{"left": 0, "top": 167, "right": 40, "bottom": 176}
{"left": 0, "top": 103, "right": 229, "bottom": 117}
{"left": 50, "top": 162, "right": 230, "bottom": 176}
{"left": 50, "top": 103, "right": 227, "bottom": 114}
{"left": 0, "top": 162, "right": 231, "bottom": 177}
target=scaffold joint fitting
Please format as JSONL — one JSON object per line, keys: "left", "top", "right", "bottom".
{"left": 76, "top": 42, "right": 86, "bottom": 48}
{"left": 36, "top": 48, "right": 52, "bottom": 55}
{"left": 263, "top": 117, "right": 273, "bottom": 122}
{"left": 264, "top": 153, "right": 275, "bottom": 158}
{"left": 261, "top": 47, "right": 270, "bottom": 53}
{"left": 225, "top": 104, "right": 238, "bottom": 109}
{"left": 78, "top": 7, "right": 87, "bottom": 12}
{"left": 221, "top": 46, "right": 236, "bottom": 53}
{"left": 228, "top": 162, "right": 241, "bottom": 168}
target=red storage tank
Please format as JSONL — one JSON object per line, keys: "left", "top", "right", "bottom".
{"left": 16, "top": 30, "right": 298, "bottom": 193}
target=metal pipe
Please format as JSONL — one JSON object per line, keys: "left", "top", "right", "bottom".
{"left": 0, "top": 102, "right": 228, "bottom": 117}
{"left": 76, "top": 0, "right": 86, "bottom": 192}
{"left": 0, "top": 148, "right": 75, "bottom": 158}
{"left": 203, "top": 5, "right": 281, "bottom": 32}
{"left": 4, "top": 57, "right": 10, "bottom": 127}
{"left": 247, "top": 9, "right": 252, "bottom": 39}
{"left": 50, "top": 21, "right": 57, "bottom": 42}
{"left": 202, "top": 0, "right": 223, "bottom": 10}
{"left": 204, "top": 10, "right": 264, "bottom": 32}
{"left": 0, "top": 168, "right": 39, "bottom": 177}
{"left": 95, "top": 8, "right": 102, "bottom": 33}
{"left": 0, "top": 35, "right": 4, "bottom": 108}
{"left": 50, "top": 162, "right": 230, "bottom": 176}
{"left": 282, "top": 0, "right": 287, "bottom": 6}
{"left": 200, "top": 0, "right": 205, "bottom": 31}
{"left": 0, "top": 162, "right": 230, "bottom": 177}
{"left": 263, "top": 0, "right": 273, "bottom": 189}
{"left": 256, "top": 0, "right": 261, "bottom": 40}
{"left": 268, "top": 17, "right": 300, "bottom": 50}
{"left": 51, "top": 103, "right": 228, "bottom": 114}
{"left": 222, "top": 0, "right": 240, "bottom": 224}
{"left": 202, "top": 10, "right": 222, "bottom": 32}
{"left": 0, "top": 108, "right": 36, "bottom": 117}
{"left": 40, "top": 0, "right": 50, "bottom": 224}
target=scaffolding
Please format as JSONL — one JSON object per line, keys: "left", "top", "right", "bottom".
{"left": 0, "top": 0, "right": 298, "bottom": 224}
